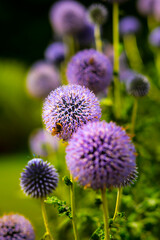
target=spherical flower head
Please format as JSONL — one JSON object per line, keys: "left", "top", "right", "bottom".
{"left": 66, "top": 121, "right": 137, "bottom": 190}
{"left": 0, "top": 214, "right": 35, "bottom": 239}
{"left": 88, "top": 4, "right": 108, "bottom": 25}
{"left": 49, "top": 0, "right": 86, "bottom": 36}
{"left": 44, "top": 42, "right": 67, "bottom": 65}
{"left": 120, "top": 16, "right": 141, "bottom": 36}
{"left": 126, "top": 74, "right": 150, "bottom": 97}
{"left": 75, "top": 22, "right": 94, "bottom": 46}
{"left": 20, "top": 158, "right": 58, "bottom": 198}
{"left": 29, "top": 129, "right": 59, "bottom": 157}
{"left": 149, "top": 27, "right": 160, "bottom": 48}
{"left": 42, "top": 85, "right": 101, "bottom": 141}
{"left": 67, "top": 49, "right": 113, "bottom": 94}
{"left": 137, "top": 0, "right": 160, "bottom": 21}
{"left": 26, "top": 61, "right": 60, "bottom": 99}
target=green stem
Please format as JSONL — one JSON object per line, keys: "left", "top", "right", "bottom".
{"left": 123, "top": 34, "right": 143, "bottom": 72}
{"left": 155, "top": 50, "right": 160, "bottom": 86}
{"left": 70, "top": 174, "right": 79, "bottom": 240}
{"left": 101, "top": 188, "right": 110, "bottom": 240}
{"left": 94, "top": 24, "right": 103, "bottom": 52}
{"left": 131, "top": 98, "right": 138, "bottom": 136}
{"left": 113, "top": 2, "right": 121, "bottom": 119}
{"left": 41, "top": 199, "right": 54, "bottom": 240}
{"left": 113, "top": 188, "right": 122, "bottom": 221}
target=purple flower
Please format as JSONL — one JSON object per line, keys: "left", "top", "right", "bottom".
{"left": 149, "top": 27, "right": 160, "bottom": 48}
{"left": 44, "top": 42, "right": 67, "bottom": 64}
{"left": 49, "top": 0, "right": 86, "bottom": 36}
{"left": 75, "top": 22, "right": 94, "bottom": 46}
{"left": 67, "top": 49, "right": 113, "bottom": 94}
{"left": 120, "top": 16, "right": 141, "bottom": 36}
{"left": 137, "top": 0, "right": 160, "bottom": 22}
{"left": 66, "top": 121, "right": 137, "bottom": 190}
{"left": 88, "top": 4, "right": 108, "bottom": 25}
{"left": 0, "top": 214, "right": 35, "bottom": 239}
{"left": 42, "top": 85, "right": 101, "bottom": 141}
{"left": 29, "top": 128, "right": 59, "bottom": 157}
{"left": 126, "top": 74, "right": 150, "bottom": 97}
{"left": 26, "top": 61, "right": 60, "bottom": 99}
{"left": 20, "top": 158, "right": 58, "bottom": 198}
{"left": 120, "top": 68, "right": 136, "bottom": 83}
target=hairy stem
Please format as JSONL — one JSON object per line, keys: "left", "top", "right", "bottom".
{"left": 101, "top": 188, "right": 110, "bottom": 240}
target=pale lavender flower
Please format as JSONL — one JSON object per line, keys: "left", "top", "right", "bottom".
{"left": 66, "top": 121, "right": 137, "bottom": 190}
{"left": 42, "top": 85, "right": 101, "bottom": 141}
{"left": 49, "top": 0, "right": 86, "bottom": 36}
{"left": 137, "top": 0, "right": 160, "bottom": 22}
{"left": 29, "top": 128, "right": 59, "bottom": 157}
{"left": 26, "top": 61, "right": 60, "bottom": 99}
{"left": 67, "top": 49, "right": 113, "bottom": 94}
{"left": 120, "top": 16, "right": 141, "bottom": 36}
{"left": 20, "top": 158, "right": 58, "bottom": 198}
{"left": 44, "top": 42, "right": 67, "bottom": 64}
{"left": 0, "top": 214, "right": 35, "bottom": 239}
{"left": 149, "top": 27, "right": 160, "bottom": 48}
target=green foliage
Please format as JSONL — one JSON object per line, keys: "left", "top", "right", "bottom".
{"left": 45, "top": 196, "right": 72, "bottom": 219}
{"left": 63, "top": 176, "right": 72, "bottom": 186}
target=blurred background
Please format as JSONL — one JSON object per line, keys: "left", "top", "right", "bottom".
{"left": 0, "top": 0, "right": 160, "bottom": 239}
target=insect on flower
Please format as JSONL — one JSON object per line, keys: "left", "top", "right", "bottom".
{"left": 51, "top": 122, "right": 63, "bottom": 136}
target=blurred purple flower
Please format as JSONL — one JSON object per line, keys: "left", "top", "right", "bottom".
{"left": 49, "top": 0, "right": 86, "bottom": 36}
{"left": 42, "top": 85, "right": 101, "bottom": 141}
{"left": 20, "top": 158, "right": 58, "bottom": 198}
{"left": 26, "top": 61, "right": 60, "bottom": 99}
{"left": 0, "top": 214, "right": 35, "bottom": 239}
{"left": 120, "top": 68, "right": 136, "bottom": 83}
{"left": 66, "top": 121, "right": 137, "bottom": 190}
{"left": 29, "top": 128, "right": 59, "bottom": 157}
{"left": 149, "top": 27, "right": 160, "bottom": 48}
{"left": 76, "top": 22, "right": 94, "bottom": 46}
{"left": 120, "top": 16, "right": 141, "bottom": 36}
{"left": 67, "top": 49, "right": 113, "bottom": 94}
{"left": 44, "top": 42, "right": 67, "bottom": 64}
{"left": 137, "top": 0, "right": 160, "bottom": 22}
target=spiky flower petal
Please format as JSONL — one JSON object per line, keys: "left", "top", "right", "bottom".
{"left": 67, "top": 49, "right": 113, "bottom": 94}
{"left": 66, "top": 121, "right": 137, "bottom": 190}
{"left": 0, "top": 214, "right": 35, "bottom": 239}
{"left": 20, "top": 158, "right": 58, "bottom": 198}
{"left": 126, "top": 74, "right": 150, "bottom": 97}
{"left": 88, "top": 4, "right": 108, "bottom": 25}
{"left": 42, "top": 85, "right": 101, "bottom": 141}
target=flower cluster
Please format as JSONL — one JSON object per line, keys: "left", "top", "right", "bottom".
{"left": 67, "top": 49, "right": 113, "bottom": 94}
{"left": 0, "top": 214, "right": 35, "bottom": 239}
{"left": 20, "top": 158, "right": 58, "bottom": 198}
{"left": 42, "top": 85, "right": 101, "bottom": 141}
{"left": 66, "top": 121, "right": 137, "bottom": 190}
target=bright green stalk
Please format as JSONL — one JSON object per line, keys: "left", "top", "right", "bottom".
{"left": 155, "top": 50, "right": 160, "bottom": 86}
{"left": 113, "top": 2, "right": 121, "bottom": 119}
{"left": 123, "top": 34, "right": 143, "bottom": 72}
{"left": 113, "top": 188, "right": 122, "bottom": 221}
{"left": 41, "top": 199, "right": 54, "bottom": 240}
{"left": 131, "top": 97, "right": 138, "bottom": 136}
{"left": 70, "top": 174, "right": 79, "bottom": 240}
{"left": 94, "top": 24, "right": 103, "bottom": 52}
{"left": 101, "top": 188, "right": 110, "bottom": 240}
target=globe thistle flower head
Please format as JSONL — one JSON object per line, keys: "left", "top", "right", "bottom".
{"left": 137, "top": 0, "right": 160, "bottom": 21}
{"left": 26, "top": 61, "right": 60, "bottom": 99}
{"left": 20, "top": 158, "right": 58, "bottom": 198}
{"left": 88, "top": 4, "right": 108, "bottom": 25}
{"left": 44, "top": 42, "right": 67, "bottom": 64}
{"left": 29, "top": 129, "right": 59, "bottom": 157}
{"left": 67, "top": 49, "right": 113, "bottom": 94}
{"left": 66, "top": 121, "right": 137, "bottom": 190}
{"left": 126, "top": 74, "right": 150, "bottom": 97}
{"left": 49, "top": 0, "right": 86, "bottom": 36}
{"left": 0, "top": 214, "right": 35, "bottom": 239}
{"left": 76, "top": 22, "right": 94, "bottom": 46}
{"left": 42, "top": 85, "right": 101, "bottom": 141}
{"left": 120, "top": 16, "right": 141, "bottom": 36}
{"left": 149, "top": 27, "right": 160, "bottom": 48}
